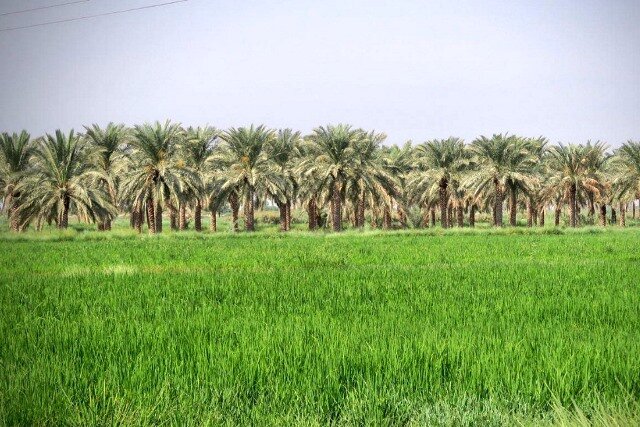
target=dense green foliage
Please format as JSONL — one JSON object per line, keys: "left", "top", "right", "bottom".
{"left": 2, "top": 228, "right": 639, "bottom": 425}
{"left": 2, "top": 123, "right": 639, "bottom": 234}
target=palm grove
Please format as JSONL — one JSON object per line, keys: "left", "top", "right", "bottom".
{"left": 1, "top": 121, "right": 639, "bottom": 233}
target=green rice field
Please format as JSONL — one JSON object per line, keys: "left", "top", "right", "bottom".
{"left": 1, "top": 227, "right": 639, "bottom": 425}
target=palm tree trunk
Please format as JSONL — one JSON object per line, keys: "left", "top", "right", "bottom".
{"left": 210, "top": 209, "right": 217, "bottom": 232}
{"left": 105, "top": 218, "right": 112, "bottom": 231}
{"left": 179, "top": 203, "right": 187, "bottom": 230}
{"left": 554, "top": 205, "right": 561, "bottom": 226}
{"left": 331, "top": 180, "right": 342, "bottom": 232}
{"left": 568, "top": 184, "right": 577, "bottom": 227}
{"left": 619, "top": 203, "right": 626, "bottom": 227}
{"left": 599, "top": 204, "right": 606, "bottom": 226}
{"left": 229, "top": 192, "right": 239, "bottom": 232}
{"left": 422, "top": 207, "right": 430, "bottom": 228}
{"left": 278, "top": 200, "right": 287, "bottom": 231}
{"left": 456, "top": 205, "right": 464, "bottom": 227}
{"left": 439, "top": 178, "right": 448, "bottom": 228}
{"left": 285, "top": 200, "right": 292, "bottom": 231}
{"left": 611, "top": 206, "right": 617, "bottom": 225}
{"left": 533, "top": 209, "right": 538, "bottom": 226}
{"left": 539, "top": 208, "right": 545, "bottom": 227}
{"left": 469, "top": 205, "right": 476, "bottom": 228}
{"left": 130, "top": 210, "right": 135, "bottom": 229}
{"left": 447, "top": 205, "right": 453, "bottom": 228}
{"left": 308, "top": 197, "right": 317, "bottom": 231}
{"left": 59, "top": 195, "right": 70, "bottom": 229}
{"left": 588, "top": 194, "right": 595, "bottom": 217}
{"left": 155, "top": 202, "right": 163, "bottom": 233}
{"left": 357, "top": 192, "right": 365, "bottom": 228}
{"left": 494, "top": 180, "right": 503, "bottom": 227}
{"left": 10, "top": 202, "right": 20, "bottom": 232}
{"left": 430, "top": 208, "right": 436, "bottom": 227}
{"left": 383, "top": 205, "right": 392, "bottom": 229}
{"left": 245, "top": 186, "right": 255, "bottom": 231}
{"left": 194, "top": 200, "right": 202, "bottom": 232}
{"left": 526, "top": 198, "right": 533, "bottom": 227}
{"left": 147, "top": 198, "right": 156, "bottom": 234}
{"left": 134, "top": 205, "right": 142, "bottom": 233}
{"left": 632, "top": 200, "right": 636, "bottom": 219}
{"left": 509, "top": 186, "right": 517, "bottom": 226}
{"left": 168, "top": 201, "right": 178, "bottom": 231}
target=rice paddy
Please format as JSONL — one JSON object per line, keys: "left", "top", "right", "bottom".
{"left": 1, "top": 226, "right": 639, "bottom": 425}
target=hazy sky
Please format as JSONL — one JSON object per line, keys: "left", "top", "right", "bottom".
{"left": 1, "top": 0, "right": 638, "bottom": 146}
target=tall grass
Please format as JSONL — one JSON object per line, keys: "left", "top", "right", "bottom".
{"left": 1, "top": 230, "right": 639, "bottom": 425}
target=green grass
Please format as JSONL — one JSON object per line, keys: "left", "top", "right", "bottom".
{"left": 1, "top": 226, "right": 639, "bottom": 425}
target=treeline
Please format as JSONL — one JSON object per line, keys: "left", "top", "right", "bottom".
{"left": 1, "top": 121, "right": 639, "bottom": 233}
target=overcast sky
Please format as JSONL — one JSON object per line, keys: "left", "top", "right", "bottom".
{"left": 0, "top": 0, "right": 638, "bottom": 146}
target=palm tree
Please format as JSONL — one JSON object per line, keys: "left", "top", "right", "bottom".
{"left": 347, "top": 130, "right": 399, "bottom": 229}
{"left": 409, "top": 137, "right": 467, "bottom": 228}
{"left": 301, "top": 124, "right": 361, "bottom": 232}
{"left": 15, "top": 130, "right": 115, "bottom": 229}
{"left": 267, "top": 129, "right": 302, "bottom": 231}
{"left": 83, "top": 123, "right": 129, "bottom": 231}
{"left": 612, "top": 141, "right": 640, "bottom": 224}
{"left": 381, "top": 142, "right": 415, "bottom": 228}
{"left": 0, "top": 131, "right": 34, "bottom": 231}
{"left": 467, "top": 134, "right": 532, "bottom": 227}
{"left": 215, "top": 125, "right": 277, "bottom": 232}
{"left": 183, "top": 126, "right": 219, "bottom": 231}
{"left": 120, "top": 121, "right": 199, "bottom": 234}
{"left": 547, "top": 144, "right": 602, "bottom": 227}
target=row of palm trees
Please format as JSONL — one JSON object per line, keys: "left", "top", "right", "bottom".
{"left": 1, "top": 121, "right": 639, "bottom": 233}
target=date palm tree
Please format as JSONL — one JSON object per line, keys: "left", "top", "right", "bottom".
{"left": 547, "top": 144, "right": 601, "bottom": 227}
{"left": 409, "top": 137, "right": 467, "bottom": 228}
{"left": 301, "top": 124, "right": 361, "bottom": 232}
{"left": 466, "top": 134, "right": 532, "bottom": 227}
{"left": 183, "top": 126, "right": 219, "bottom": 231}
{"left": 215, "top": 125, "right": 277, "bottom": 232}
{"left": 267, "top": 129, "right": 302, "bottom": 231}
{"left": 0, "top": 131, "right": 34, "bottom": 231}
{"left": 120, "top": 120, "right": 199, "bottom": 234}
{"left": 84, "top": 123, "right": 129, "bottom": 231}
{"left": 611, "top": 141, "right": 640, "bottom": 219}
{"left": 15, "top": 130, "right": 115, "bottom": 229}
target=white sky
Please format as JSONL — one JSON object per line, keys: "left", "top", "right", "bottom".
{"left": 1, "top": 0, "right": 639, "bottom": 146}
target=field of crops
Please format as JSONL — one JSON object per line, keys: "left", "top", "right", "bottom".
{"left": 1, "top": 227, "right": 639, "bottom": 425}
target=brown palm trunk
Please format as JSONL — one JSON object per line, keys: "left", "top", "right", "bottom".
{"left": 285, "top": 200, "right": 292, "bottom": 231}
{"left": 469, "top": 205, "right": 476, "bottom": 228}
{"left": 447, "top": 205, "right": 453, "bottom": 228}
{"left": 538, "top": 208, "right": 544, "bottom": 226}
{"left": 383, "top": 205, "right": 392, "bottom": 229}
{"left": 526, "top": 198, "right": 533, "bottom": 227}
{"left": 210, "top": 209, "right": 217, "bottom": 232}
{"left": 356, "top": 192, "right": 365, "bottom": 228}
{"left": 155, "top": 202, "right": 163, "bottom": 233}
{"left": 194, "top": 200, "right": 202, "bottom": 231}
{"left": 245, "top": 186, "right": 255, "bottom": 231}
{"left": 278, "top": 201, "right": 287, "bottom": 231}
{"left": 10, "top": 202, "right": 20, "bottom": 232}
{"left": 430, "top": 208, "right": 436, "bottom": 227}
{"left": 554, "top": 205, "right": 561, "bottom": 226}
{"left": 134, "top": 205, "right": 142, "bottom": 233}
{"left": 509, "top": 185, "right": 517, "bottom": 226}
{"left": 168, "top": 201, "right": 178, "bottom": 230}
{"left": 588, "top": 195, "right": 595, "bottom": 218}
{"left": 422, "top": 208, "right": 430, "bottom": 228}
{"left": 494, "top": 180, "right": 503, "bottom": 227}
{"left": 619, "top": 203, "right": 626, "bottom": 227}
{"left": 179, "top": 203, "right": 187, "bottom": 230}
{"left": 147, "top": 198, "right": 156, "bottom": 234}
{"left": 599, "top": 204, "right": 606, "bottom": 226}
{"left": 59, "top": 195, "right": 70, "bottom": 229}
{"left": 105, "top": 218, "right": 112, "bottom": 231}
{"left": 633, "top": 200, "right": 636, "bottom": 219}
{"left": 331, "top": 180, "right": 342, "bottom": 232}
{"left": 439, "top": 178, "right": 448, "bottom": 228}
{"left": 533, "top": 209, "right": 538, "bottom": 226}
{"left": 308, "top": 197, "right": 317, "bottom": 231}
{"left": 568, "top": 184, "right": 577, "bottom": 227}
{"left": 130, "top": 210, "right": 136, "bottom": 228}
{"left": 456, "top": 205, "right": 464, "bottom": 227}
{"left": 229, "top": 192, "right": 239, "bottom": 232}
{"left": 611, "top": 206, "right": 617, "bottom": 225}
